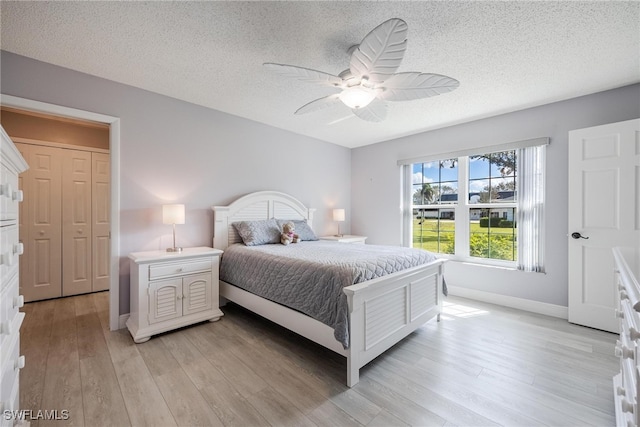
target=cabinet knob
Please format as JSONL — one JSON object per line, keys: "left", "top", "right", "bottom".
{"left": 14, "top": 355, "right": 25, "bottom": 370}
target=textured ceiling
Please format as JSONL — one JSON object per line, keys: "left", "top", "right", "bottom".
{"left": 1, "top": 1, "right": 639, "bottom": 148}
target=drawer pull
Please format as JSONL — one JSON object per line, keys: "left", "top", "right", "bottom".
{"left": 617, "top": 385, "right": 626, "bottom": 396}
{"left": 177, "top": 268, "right": 183, "bottom": 272}
{"left": 13, "top": 295, "right": 24, "bottom": 309}
{"left": 621, "top": 290, "right": 629, "bottom": 300}
{"left": 14, "top": 356, "right": 25, "bottom": 370}
{"left": 0, "top": 251, "right": 14, "bottom": 266}
{"left": 0, "top": 183, "right": 12, "bottom": 198}
{"left": 616, "top": 309, "right": 625, "bottom": 319}
{"left": 1, "top": 321, "right": 11, "bottom": 335}
{"left": 12, "top": 189, "right": 23, "bottom": 202}
{"left": 13, "top": 242, "right": 24, "bottom": 256}
{"left": 616, "top": 341, "right": 634, "bottom": 359}
{"left": 622, "top": 399, "right": 634, "bottom": 414}
{"left": 629, "top": 327, "right": 640, "bottom": 341}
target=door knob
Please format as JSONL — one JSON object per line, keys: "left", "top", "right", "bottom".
{"left": 571, "top": 232, "right": 589, "bottom": 239}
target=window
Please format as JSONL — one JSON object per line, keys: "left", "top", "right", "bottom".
{"left": 401, "top": 139, "right": 547, "bottom": 271}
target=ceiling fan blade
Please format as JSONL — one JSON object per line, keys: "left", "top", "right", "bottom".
{"left": 294, "top": 94, "right": 341, "bottom": 115}
{"left": 352, "top": 99, "right": 387, "bottom": 122}
{"left": 264, "top": 63, "right": 342, "bottom": 87}
{"left": 350, "top": 18, "right": 408, "bottom": 84}
{"left": 379, "top": 72, "right": 460, "bottom": 101}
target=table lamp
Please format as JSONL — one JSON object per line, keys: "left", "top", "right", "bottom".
{"left": 333, "top": 208, "right": 345, "bottom": 237}
{"left": 163, "top": 204, "right": 185, "bottom": 252}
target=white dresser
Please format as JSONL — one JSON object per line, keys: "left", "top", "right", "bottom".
{"left": 0, "top": 126, "right": 28, "bottom": 425}
{"left": 614, "top": 246, "right": 640, "bottom": 427}
{"left": 127, "top": 247, "right": 224, "bottom": 343}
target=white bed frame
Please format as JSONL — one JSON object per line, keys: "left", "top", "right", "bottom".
{"left": 212, "top": 191, "right": 446, "bottom": 387}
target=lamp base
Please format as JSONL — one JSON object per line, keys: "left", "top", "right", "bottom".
{"left": 166, "top": 247, "right": 183, "bottom": 253}
{"left": 334, "top": 234, "right": 344, "bottom": 237}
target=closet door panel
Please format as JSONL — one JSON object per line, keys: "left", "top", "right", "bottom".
{"left": 92, "top": 152, "right": 110, "bottom": 292}
{"left": 62, "top": 149, "right": 92, "bottom": 296}
{"left": 20, "top": 144, "right": 62, "bottom": 302}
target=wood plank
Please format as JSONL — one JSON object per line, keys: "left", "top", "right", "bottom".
{"left": 78, "top": 353, "right": 131, "bottom": 426}
{"left": 112, "top": 355, "right": 176, "bottom": 426}
{"left": 39, "top": 298, "right": 84, "bottom": 427}
{"left": 154, "top": 368, "right": 223, "bottom": 427}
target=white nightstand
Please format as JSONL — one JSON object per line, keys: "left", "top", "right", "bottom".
{"left": 127, "top": 247, "right": 224, "bottom": 343}
{"left": 320, "top": 235, "right": 367, "bottom": 244}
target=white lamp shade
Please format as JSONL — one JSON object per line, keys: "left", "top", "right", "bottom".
{"left": 333, "top": 208, "right": 345, "bottom": 222}
{"left": 163, "top": 204, "right": 185, "bottom": 225}
{"left": 339, "top": 86, "right": 375, "bottom": 109}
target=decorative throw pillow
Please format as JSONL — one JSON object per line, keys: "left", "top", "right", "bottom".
{"left": 277, "top": 219, "right": 318, "bottom": 241}
{"left": 232, "top": 219, "right": 281, "bottom": 246}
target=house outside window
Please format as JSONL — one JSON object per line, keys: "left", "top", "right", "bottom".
{"left": 411, "top": 151, "right": 518, "bottom": 263}
{"left": 401, "top": 138, "right": 547, "bottom": 271}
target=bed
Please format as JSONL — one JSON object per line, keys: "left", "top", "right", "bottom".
{"left": 212, "top": 191, "right": 446, "bottom": 387}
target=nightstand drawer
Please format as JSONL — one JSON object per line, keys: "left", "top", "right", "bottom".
{"left": 149, "top": 258, "right": 211, "bottom": 280}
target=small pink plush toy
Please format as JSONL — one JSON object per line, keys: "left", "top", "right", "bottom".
{"left": 280, "top": 221, "right": 300, "bottom": 245}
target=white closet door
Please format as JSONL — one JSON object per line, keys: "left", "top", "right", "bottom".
{"left": 17, "top": 143, "right": 62, "bottom": 302}
{"left": 92, "top": 152, "right": 110, "bottom": 292}
{"left": 62, "top": 149, "right": 92, "bottom": 296}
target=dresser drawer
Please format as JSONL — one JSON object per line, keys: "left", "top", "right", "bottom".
{"left": 0, "top": 162, "right": 21, "bottom": 222}
{"left": 0, "top": 332, "right": 22, "bottom": 414}
{"left": 149, "top": 258, "right": 212, "bottom": 280}
{"left": 0, "top": 224, "right": 20, "bottom": 287}
{"left": 0, "top": 273, "right": 21, "bottom": 334}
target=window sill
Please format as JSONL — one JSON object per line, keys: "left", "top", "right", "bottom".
{"left": 437, "top": 254, "right": 518, "bottom": 270}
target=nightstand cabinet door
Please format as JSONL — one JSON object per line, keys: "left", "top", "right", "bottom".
{"left": 127, "top": 247, "right": 223, "bottom": 343}
{"left": 183, "top": 272, "right": 213, "bottom": 316}
{"left": 149, "top": 278, "right": 182, "bottom": 324}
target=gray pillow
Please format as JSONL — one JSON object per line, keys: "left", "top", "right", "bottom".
{"left": 277, "top": 219, "right": 318, "bottom": 241}
{"left": 232, "top": 219, "right": 281, "bottom": 246}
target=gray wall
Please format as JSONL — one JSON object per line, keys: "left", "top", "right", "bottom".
{"left": 351, "top": 83, "right": 640, "bottom": 307}
{"left": 1, "top": 51, "right": 351, "bottom": 315}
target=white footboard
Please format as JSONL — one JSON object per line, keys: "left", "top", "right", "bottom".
{"left": 344, "top": 259, "right": 445, "bottom": 387}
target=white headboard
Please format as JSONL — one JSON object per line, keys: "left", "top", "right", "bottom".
{"left": 212, "top": 191, "right": 316, "bottom": 250}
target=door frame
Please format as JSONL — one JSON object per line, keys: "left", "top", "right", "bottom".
{"left": 1, "top": 94, "right": 121, "bottom": 331}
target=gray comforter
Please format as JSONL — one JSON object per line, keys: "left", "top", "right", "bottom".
{"left": 219, "top": 241, "right": 439, "bottom": 348}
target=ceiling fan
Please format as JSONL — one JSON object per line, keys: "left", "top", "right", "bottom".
{"left": 264, "top": 18, "right": 460, "bottom": 123}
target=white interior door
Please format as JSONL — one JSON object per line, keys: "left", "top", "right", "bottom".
{"left": 568, "top": 118, "right": 640, "bottom": 333}
{"left": 17, "top": 143, "right": 63, "bottom": 302}
{"left": 92, "top": 152, "right": 110, "bottom": 292}
{"left": 62, "top": 149, "right": 92, "bottom": 296}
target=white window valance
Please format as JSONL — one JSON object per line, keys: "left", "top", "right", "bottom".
{"left": 397, "top": 137, "right": 549, "bottom": 166}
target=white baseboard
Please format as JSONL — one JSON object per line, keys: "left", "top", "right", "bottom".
{"left": 118, "top": 314, "right": 129, "bottom": 330}
{"left": 448, "top": 286, "right": 568, "bottom": 319}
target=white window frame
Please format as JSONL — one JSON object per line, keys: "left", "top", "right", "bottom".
{"left": 400, "top": 138, "right": 548, "bottom": 268}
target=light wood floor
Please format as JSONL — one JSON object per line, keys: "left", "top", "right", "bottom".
{"left": 19, "top": 292, "right": 618, "bottom": 426}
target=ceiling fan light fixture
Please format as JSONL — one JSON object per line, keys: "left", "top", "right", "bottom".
{"left": 339, "top": 86, "right": 375, "bottom": 109}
